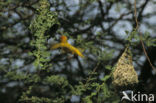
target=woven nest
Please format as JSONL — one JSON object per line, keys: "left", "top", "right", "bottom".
{"left": 112, "top": 47, "right": 138, "bottom": 88}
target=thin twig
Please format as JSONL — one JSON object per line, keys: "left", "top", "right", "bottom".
{"left": 85, "top": 62, "right": 100, "bottom": 86}
{"left": 134, "top": 0, "right": 156, "bottom": 70}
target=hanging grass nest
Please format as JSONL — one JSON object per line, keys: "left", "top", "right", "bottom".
{"left": 112, "top": 47, "right": 138, "bottom": 89}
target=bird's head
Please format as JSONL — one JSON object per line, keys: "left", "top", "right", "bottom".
{"left": 60, "top": 35, "right": 67, "bottom": 43}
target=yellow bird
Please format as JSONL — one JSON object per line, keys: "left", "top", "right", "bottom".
{"left": 51, "top": 35, "right": 84, "bottom": 58}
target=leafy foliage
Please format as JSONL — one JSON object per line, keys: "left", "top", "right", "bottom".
{"left": 0, "top": 0, "right": 156, "bottom": 103}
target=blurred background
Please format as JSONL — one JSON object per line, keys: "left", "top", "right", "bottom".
{"left": 0, "top": 0, "right": 156, "bottom": 103}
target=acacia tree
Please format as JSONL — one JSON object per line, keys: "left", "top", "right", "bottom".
{"left": 0, "top": 0, "right": 156, "bottom": 103}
